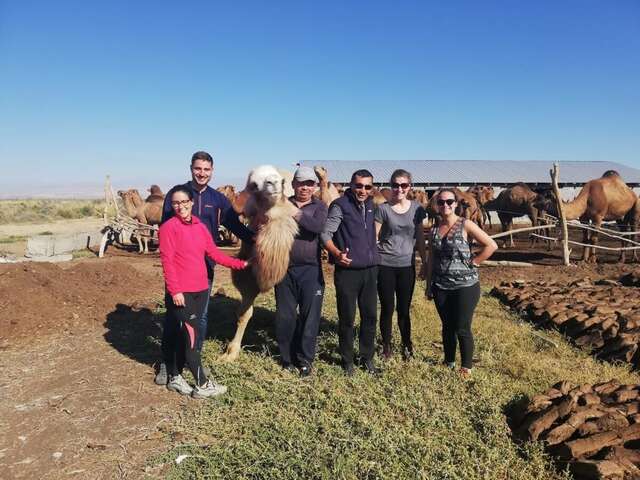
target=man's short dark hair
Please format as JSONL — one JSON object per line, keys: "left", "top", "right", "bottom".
{"left": 350, "top": 169, "right": 373, "bottom": 184}
{"left": 191, "top": 151, "right": 213, "bottom": 165}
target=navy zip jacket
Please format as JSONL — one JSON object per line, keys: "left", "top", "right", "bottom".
{"left": 326, "top": 189, "right": 380, "bottom": 268}
{"left": 162, "top": 182, "right": 253, "bottom": 276}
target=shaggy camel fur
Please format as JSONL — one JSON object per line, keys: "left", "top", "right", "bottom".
{"left": 220, "top": 165, "right": 299, "bottom": 362}
{"left": 484, "top": 183, "right": 542, "bottom": 248}
{"left": 536, "top": 171, "right": 640, "bottom": 262}
{"left": 313, "top": 166, "right": 341, "bottom": 207}
{"left": 117, "top": 189, "right": 163, "bottom": 253}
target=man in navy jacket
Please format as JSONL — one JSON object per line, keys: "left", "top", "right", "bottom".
{"left": 155, "top": 151, "right": 253, "bottom": 385}
{"left": 321, "top": 169, "right": 381, "bottom": 376}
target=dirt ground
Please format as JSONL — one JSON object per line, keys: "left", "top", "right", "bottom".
{"left": 0, "top": 226, "right": 638, "bottom": 479}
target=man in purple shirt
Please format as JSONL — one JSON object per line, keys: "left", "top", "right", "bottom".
{"left": 274, "top": 166, "right": 328, "bottom": 377}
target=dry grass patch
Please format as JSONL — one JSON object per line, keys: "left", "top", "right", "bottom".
{"left": 0, "top": 199, "right": 105, "bottom": 224}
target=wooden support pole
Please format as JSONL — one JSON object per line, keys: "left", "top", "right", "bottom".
{"left": 550, "top": 163, "right": 571, "bottom": 266}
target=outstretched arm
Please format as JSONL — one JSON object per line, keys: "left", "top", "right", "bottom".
{"left": 203, "top": 225, "right": 249, "bottom": 270}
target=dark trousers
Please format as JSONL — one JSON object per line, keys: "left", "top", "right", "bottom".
{"left": 377, "top": 265, "right": 415, "bottom": 347}
{"left": 433, "top": 282, "right": 481, "bottom": 369}
{"left": 334, "top": 266, "right": 378, "bottom": 366}
{"left": 196, "top": 277, "right": 214, "bottom": 352}
{"left": 162, "top": 290, "right": 209, "bottom": 386}
{"left": 274, "top": 264, "right": 324, "bottom": 367}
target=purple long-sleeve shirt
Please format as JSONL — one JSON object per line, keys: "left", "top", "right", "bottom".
{"left": 288, "top": 197, "right": 328, "bottom": 266}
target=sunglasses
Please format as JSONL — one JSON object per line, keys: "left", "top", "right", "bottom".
{"left": 353, "top": 183, "right": 373, "bottom": 191}
{"left": 391, "top": 182, "right": 411, "bottom": 190}
{"left": 171, "top": 199, "right": 191, "bottom": 207}
{"left": 437, "top": 199, "right": 456, "bottom": 206}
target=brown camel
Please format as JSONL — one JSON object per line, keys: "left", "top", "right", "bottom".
{"left": 313, "top": 166, "right": 341, "bottom": 207}
{"left": 484, "top": 183, "right": 542, "bottom": 248}
{"left": 117, "top": 189, "right": 163, "bottom": 253}
{"left": 215, "top": 185, "right": 251, "bottom": 246}
{"left": 220, "top": 165, "right": 299, "bottom": 361}
{"left": 407, "top": 189, "right": 429, "bottom": 207}
{"left": 466, "top": 186, "right": 495, "bottom": 227}
{"left": 536, "top": 171, "right": 640, "bottom": 262}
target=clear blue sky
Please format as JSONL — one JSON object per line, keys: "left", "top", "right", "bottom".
{"left": 1, "top": 0, "right": 639, "bottom": 193}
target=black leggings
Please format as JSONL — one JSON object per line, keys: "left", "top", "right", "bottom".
{"left": 377, "top": 265, "right": 415, "bottom": 347}
{"left": 433, "top": 282, "right": 481, "bottom": 369}
{"left": 163, "top": 290, "right": 209, "bottom": 386}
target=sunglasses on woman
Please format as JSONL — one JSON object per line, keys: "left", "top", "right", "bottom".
{"left": 353, "top": 183, "right": 373, "bottom": 191}
{"left": 391, "top": 182, "right": 411, "bottom": 190}
{"left": 437, "top": 199, "right": 456, "bottom": 206}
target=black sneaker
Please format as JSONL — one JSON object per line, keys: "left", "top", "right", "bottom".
{"left": 401, "top": 344, "right": 414, "bottom": 361}
{"left": 361, "top": 359, "right": 381, "bottom": 376}
{"left": 343, "top": 363, "right": 355, "bottom": 377}
{"left": 299, "top": 365, "right": 312, "bottom": 377}
{"left": 282, "top": 363, "right": 297, "bottom": 374}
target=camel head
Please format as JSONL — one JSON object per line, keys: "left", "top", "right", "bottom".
{"left": 245, "top": 165, "right": 286, "bottom": 207}
{"left": 533, "top": 189, "right": 557, "bottom": 217}
{"left": 467, "top": 185, "right": 495, "bottom": 205}
{"left": 313, "top": 165, "right": 328, "bottom": 181}
{"left": 148, "top": 185, "right": 163, "bottom": 195}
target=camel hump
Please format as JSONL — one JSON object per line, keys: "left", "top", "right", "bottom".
{"left": 601, "top": 170, "right": 619, "bottom": 178}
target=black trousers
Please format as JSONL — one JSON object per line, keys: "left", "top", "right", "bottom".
{"left": 274, "top": 264, "right": 324, "bottom": 367}
{"left": 433, "top": 282, "right": 481, "bottom": 369}
{"left": 377, "top": 265, "right": 415, "bottom": 347}
{"left": 162, "top": 290, "right": 209, "bottom": 386}
{"left": 334, "top": 266, "right": 378, "bottom": 366}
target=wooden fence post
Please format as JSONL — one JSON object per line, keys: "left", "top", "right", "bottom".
{"left": 550, "top": 163, "right": 571, "bottom": 266}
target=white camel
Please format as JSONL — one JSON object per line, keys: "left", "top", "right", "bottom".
{"left": 220, "top": 165, "right": 299, "bottom": 362}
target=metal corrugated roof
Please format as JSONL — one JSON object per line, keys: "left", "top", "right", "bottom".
{"left": 297, "top": 160, "right": 640, "bottom": 186}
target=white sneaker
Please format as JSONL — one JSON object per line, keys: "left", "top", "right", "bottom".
{"left": 192, "top": 380, "right": 228, "bottom": 399}
{"left": 167, "top": 374, "right": 193, "bottom": 395}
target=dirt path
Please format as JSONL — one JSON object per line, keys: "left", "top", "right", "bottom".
{"left": 0, "top": 255, "right": 185, "bottom": 479}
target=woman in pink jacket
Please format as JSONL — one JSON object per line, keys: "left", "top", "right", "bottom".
{"left": 159, "top": 186, "right": 248, "bottom": 399}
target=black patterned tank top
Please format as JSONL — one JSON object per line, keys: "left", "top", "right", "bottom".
{"left": 431, "top": 218, "right": 479, "bottom": 290}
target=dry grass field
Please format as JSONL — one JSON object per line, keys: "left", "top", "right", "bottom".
{"left": 0, "top": 199, "right": 105, "bottom": 225}
{"left": 146, "top": 268, "right": 638, "bottom": 480}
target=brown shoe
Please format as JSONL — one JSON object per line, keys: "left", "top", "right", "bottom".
{"left": 382, "top": 343, "right": 392, "bottom": 360}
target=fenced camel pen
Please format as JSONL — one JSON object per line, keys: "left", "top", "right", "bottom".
{"left": 220, "top": 165, "right": 299, "bottom": 362}
{"left": 535, "top": 171, "right": 640, "bottom": 263}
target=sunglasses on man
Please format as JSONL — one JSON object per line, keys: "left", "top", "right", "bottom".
{"left": 391, "top": 182, "right": 411, "bottom": 190}
{"left": 353, "top": 183, "right": 373, "bottom": 191}
{"left": 437, "top": 199, "right": 456, "bottom": 206}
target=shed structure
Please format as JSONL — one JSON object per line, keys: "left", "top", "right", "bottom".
{"left": 297, "top": 160, "right": 640, "bottom": 188}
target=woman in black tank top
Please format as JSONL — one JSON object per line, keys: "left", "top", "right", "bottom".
{"left": 424, "top": 189, "right": 498, "bottom": 376}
